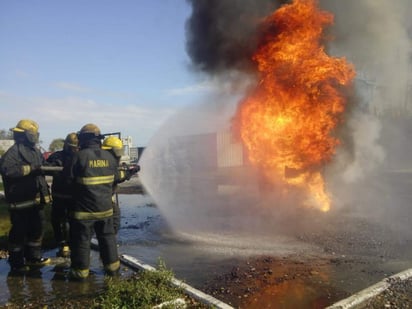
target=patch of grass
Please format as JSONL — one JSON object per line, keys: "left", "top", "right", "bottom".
{"left": 94, "top": 259, "right": 187, "bottom": 309}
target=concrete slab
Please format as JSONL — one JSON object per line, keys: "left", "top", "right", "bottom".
{"left": 327, "top": 268, "right": 412, "bottom": 308}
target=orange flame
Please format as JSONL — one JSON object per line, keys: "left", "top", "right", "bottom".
{"left": 233, "top": 0, "right": 355, "bottom": 211}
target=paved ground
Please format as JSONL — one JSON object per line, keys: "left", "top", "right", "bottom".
{"left": 201, "top": 205, "right": 412, "bottom": 308}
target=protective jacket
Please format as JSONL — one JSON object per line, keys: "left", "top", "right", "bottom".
{"left": 47, "top": 150, "right": 73, "bottom": 198}
{"left": 64, "top": 140, "right": 119, "bottom": 219}
{"left": 0, "top": 143, "right": 50, "bottom": 205}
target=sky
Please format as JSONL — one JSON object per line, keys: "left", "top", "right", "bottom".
{"left": 1, "top": 0, "right": 412, "bottom": 153}
{"left": 0, "top": 1, "right": 211, "bottom": 149}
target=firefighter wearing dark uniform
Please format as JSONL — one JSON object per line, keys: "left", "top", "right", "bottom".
{"left": 0, "top": 119, "right": 51, "bottom": 272}
{"left": 46, "top": 132, "right": 79, "bottom": 257}
{"left": 102, "top": 136, "right": 139, "bottom": 234}
{"left": 64, "top": 123, "right": 120, "bottom": 279}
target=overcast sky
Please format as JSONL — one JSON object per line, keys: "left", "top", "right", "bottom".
{"left": 0, "top": 1, "right": 214, "bottom": 148}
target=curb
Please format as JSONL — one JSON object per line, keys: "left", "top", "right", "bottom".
{"left": 327, "top": 268, "right": 412, "bottom": 308}
{"left": 120, "top": 254, "right": 234, "bottom": 309}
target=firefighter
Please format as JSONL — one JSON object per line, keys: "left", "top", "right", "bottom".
{"left": 63, "top": 123, "right": 120, "bottom": 279}
{"left": 46, "top": 132, "right": 79, "bottom": 258}
{"left": 102, "top": 136, "right": 139, "bottom": 234}
{"left": 0, "top": 119, "right": 51, "bottom": 273}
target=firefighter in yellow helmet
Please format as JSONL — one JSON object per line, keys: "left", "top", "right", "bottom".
{"left": 63, "top": 123, "right": 120, "bottom": 279}
{"left": 102, "top": 136, "right": 124, "bottom": 157}
{"left": 0, "top": 119, "right": 51, "bottom": 273}
{"left": 46, "top": 132, "right": 79, "bottom": 258}
{"left": 102, "top": 136, "right": 139, "bottom": 234}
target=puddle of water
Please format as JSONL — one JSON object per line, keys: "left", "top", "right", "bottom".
{"left": 116, "top": 194, "right": 322, "bottom": 287}
{"left": 0, "top": 250, "right": 107, "bottom": 306}
{"left": 116, "top": 194, "right": 238, "bottom": 284}
{"left": 243, "top": 279, "right": 344, "bottom": 308}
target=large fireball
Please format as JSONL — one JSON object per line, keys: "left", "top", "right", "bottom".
{"left": 233, "top": 0, "right": 355, "bottom": 211}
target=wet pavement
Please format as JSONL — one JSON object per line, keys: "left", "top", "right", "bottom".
{"left": 2, "top": 177, "right": 412, "bottom": 308}
{"left": 0, "top": 252, "right": 107, "bottom": 307}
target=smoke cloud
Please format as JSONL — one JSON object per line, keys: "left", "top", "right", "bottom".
{"left": 322, "top": 0, "right": 412, "bottom": 113}
{"left": 185, "top": 0, "right": 286, "bottom": 74}
{"left": 320, "top": 0, "right": 412, "bottom": 225}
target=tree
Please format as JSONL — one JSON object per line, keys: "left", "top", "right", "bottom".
{"left": 0, "top": 129, "right": 13, "bottom": 140}
{"left": 49, "top": 138, "right": 65, "bottom": 152}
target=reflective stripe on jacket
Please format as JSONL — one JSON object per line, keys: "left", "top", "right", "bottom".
{"left": 76, "top": 175, "right": 114, "bottom": 185}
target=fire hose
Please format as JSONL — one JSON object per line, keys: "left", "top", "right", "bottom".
{"left": 9, "top": 198, "right": 42, "bottom": 210}
{"left": 40, "top": 166, "right": 63, "bottom": 172}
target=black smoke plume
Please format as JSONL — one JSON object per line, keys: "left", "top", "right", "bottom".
{"left": 185, "top": 0, "right": 286, "bottom": 74}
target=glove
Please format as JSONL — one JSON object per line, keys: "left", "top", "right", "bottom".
{"left": 30, "top": 164, "right": 43, "bottom": 176}
{"left": 129, "top": 166, "right": 139, "bottom": 176}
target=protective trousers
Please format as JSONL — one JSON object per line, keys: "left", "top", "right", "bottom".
{"left": 8, "top": 207, "right": 45, "bottom": 267}
{"left": 69, "top": 217, "right": 119, "bottom": 278}
{"left": 51, "top": 196, "right": 71, "bottom": 246}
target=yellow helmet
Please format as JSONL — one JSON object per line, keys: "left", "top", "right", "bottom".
{"left": 65, "top": 132, "right": 79, "bottom": 147}
{"left": 11, "top": 119, "right": 39, "bottom": 144}
{"left": 102, "top": 136, "right": 124, "bottom": 157}
{"left": 64, "top": 132, "right": 79, "bottom": 152}
{"left": 78, "top": 123, "right": 102, "bottom": 137}
{"left": 11, "top": 119, "right": 39, "bottom": 134}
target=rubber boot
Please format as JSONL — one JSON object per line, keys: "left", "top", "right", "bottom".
{"left": 104, "top": 260, "right": 120, "bottom": 276}
{"left": 25, "top": 244, "right": 50, "bottom": 267}
{"left": 56, "top": 243, "right": 70, "bottom": 258}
